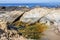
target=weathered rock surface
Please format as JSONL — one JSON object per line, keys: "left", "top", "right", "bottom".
{"left": 20, "top": 7, "right": 52, "bottom": 24}
{"left": 0, "top": 7, "right": 60, "bottom": 40}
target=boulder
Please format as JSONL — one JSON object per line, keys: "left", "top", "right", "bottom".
{"left": 20, "top": 7, "right": 52, "bottom": 24}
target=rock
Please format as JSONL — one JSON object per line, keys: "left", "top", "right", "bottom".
{"left": 6, "top": 11, "right": 24, "bottom": 23}
{"left": 0, "top": 11, "right": 24, "bottom": 23}
{"left": 20, "top": 7, "right": 52, "bottom": 24}
{"left": 1, "top": 7, "right": 60, "bottom": 40}
{"left": 46, "top": 9, "right": 60, "bottom": 22}
{"left": 0, "top": 20, "right": 7, "bottom": 31}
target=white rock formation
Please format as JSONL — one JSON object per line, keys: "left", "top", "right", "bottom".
{"left": 46, "top": 9, "right": 60, "bottom": 22}
{"left": 20, "top": 7, "right": 52, "bottom": 24}
{"left": 0, "top": 11, "right": 24, "bottom": 23}
{"left": 45, "top": 9, "right": 60, "bottom": 31}
{"left": 6, "top": 11, "right": 24, "bottom": 23}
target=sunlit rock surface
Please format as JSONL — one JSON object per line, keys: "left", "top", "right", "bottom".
{"left": 20, "top": 7, "right": 52, "bottom": 24}
{"left": 0, "top": 20, "right": 7, "bottom": 31}
{"left": 0, "top": 7, "right": 30, "bottom": 23}
{"left": 0, "top": 7, "right": 60, "bottom": 40}
{"left": 6, "top": 11, "right": 24, "bottom": 23}
{"left": 0, "top": 11, "right": 24, "bottom": 23}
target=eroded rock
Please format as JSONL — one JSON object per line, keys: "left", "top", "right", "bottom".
{"left": 20, "top": 7, "right": 52, "bottom": 24}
